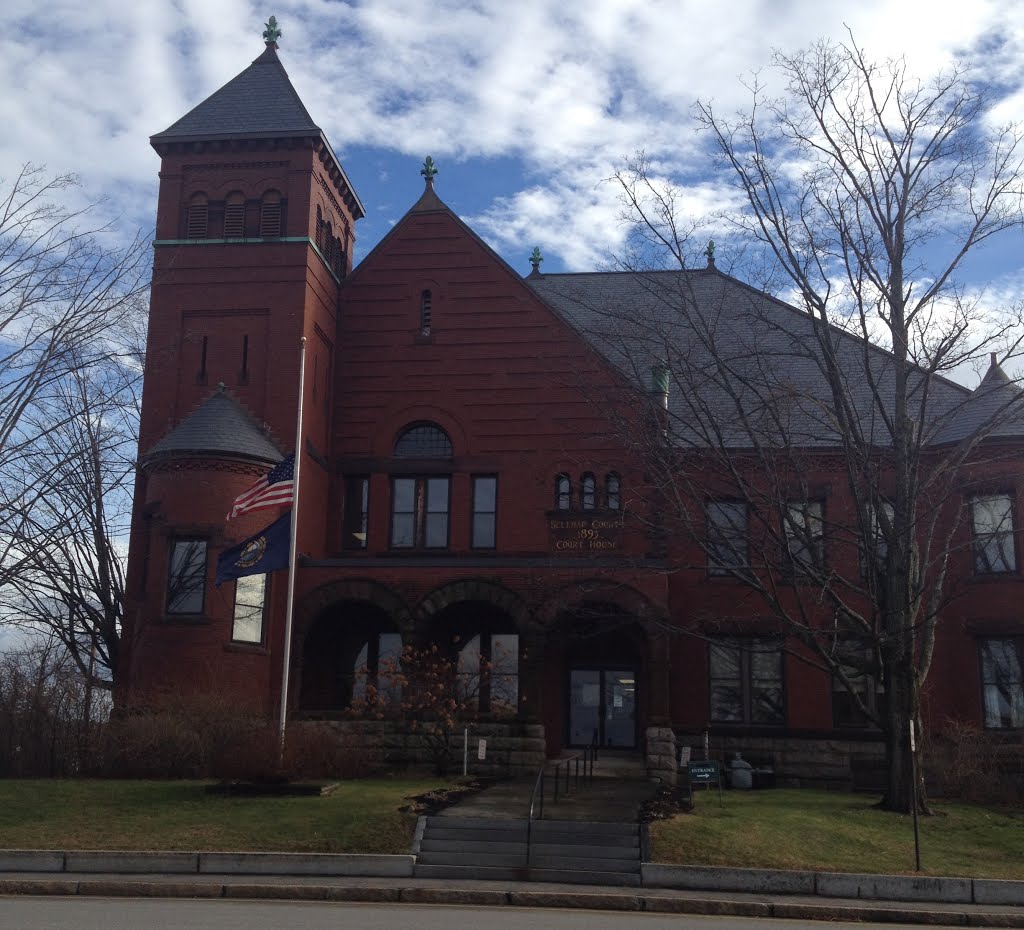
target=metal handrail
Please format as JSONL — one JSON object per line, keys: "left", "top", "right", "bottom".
{"left": 526, "top": 744, "right": 598, "bottom": 865}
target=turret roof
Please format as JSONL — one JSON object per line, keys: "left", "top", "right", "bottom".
{"left": 143, "top": 388, "right": 284, "bottom": 466}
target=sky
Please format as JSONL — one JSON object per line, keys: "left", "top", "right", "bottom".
{"left": 3, "top": 0, "right": 1024, "bottom": 316}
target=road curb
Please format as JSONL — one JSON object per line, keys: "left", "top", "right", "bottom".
{"left": 2, "top": 878, "right": 1024, "bottom": 925}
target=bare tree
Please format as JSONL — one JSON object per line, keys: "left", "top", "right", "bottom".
{"left": 0, "top": 164, "right": 148, "bottom": 680}
{"left": 589, "top": 36, "right": 1024, "bottom": 812}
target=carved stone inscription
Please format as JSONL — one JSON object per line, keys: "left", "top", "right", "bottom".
{"left": 549, "top": 515, "right": 623, "bottom": 552}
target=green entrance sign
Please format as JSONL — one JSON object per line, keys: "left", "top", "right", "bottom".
{"left": 688, "top": 761, "right": 719, "bottom": 781}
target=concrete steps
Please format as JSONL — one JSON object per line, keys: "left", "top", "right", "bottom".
{"left": 413, "top": 816, "right": 641, "bottom": 886}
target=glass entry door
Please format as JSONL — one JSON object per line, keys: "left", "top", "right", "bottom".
{"left": 569, "top": 668, "right": 637, "bottom": 748}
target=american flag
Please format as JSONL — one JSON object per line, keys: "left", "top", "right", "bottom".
{"left": 227, "top": 453, "right": 295, "bottom": 520}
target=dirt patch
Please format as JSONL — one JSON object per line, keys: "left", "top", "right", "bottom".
{"left": 639, "top": 784, "right": 694, "bottom": 822}
{"left": 400, "top": 778, "right": 495, "bottom": 815}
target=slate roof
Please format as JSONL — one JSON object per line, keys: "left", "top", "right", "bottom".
{"left": 932, "top": 358, "right": 1024, "bottom": 445}
{"left": 152, "top": 45, "right": 320, "bottom": 142}
{"left": 143, "top": 388, "right": 284, "bottom": 465}
{"left": 526, "top": 268, "right": 1022, "bottom": 450}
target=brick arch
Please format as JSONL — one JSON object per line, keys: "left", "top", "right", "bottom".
{"left": 535, "top": 578, "right": 666, "bottom": 632}
{"left": 414, "top": 579, "right": 532, "bottom": 630}
{"left": 294, "top": 578, "right": 413, "bottom": 645}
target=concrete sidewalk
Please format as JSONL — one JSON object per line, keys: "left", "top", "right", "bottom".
{"left": 1, "top": 854, "right": 1023, "bottom": 926}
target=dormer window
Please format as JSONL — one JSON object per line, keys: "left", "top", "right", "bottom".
{"left": 224, "top": 192, "right": 245, "bottom": 238}
{"left": 186, "top": 194, "right": 208, "bottom": 239}
{"left": 259, "top": 190, "right": 282, "bottom": 237}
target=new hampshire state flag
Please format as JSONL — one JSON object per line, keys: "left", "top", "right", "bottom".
{"left": 215, "top": 512, "right": 291, "bottom": 586}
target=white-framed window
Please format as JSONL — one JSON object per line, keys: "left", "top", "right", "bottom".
{"left": 232, "top": 574, "right": 266, "bottom": 643}
{"left": 979, "top": 638, "right": 1024, "bottom": 729}
{"left": 707, "top": 500, "right": 748, "bottom": 575}
{"left": 166, "top": 538, "right": 207, "bottom": 614}
{"left": 785, "top": 500, "right": 824, "bottom": 573}
{"left": 970, "top": 494, "right": 1016, "bottom": 574}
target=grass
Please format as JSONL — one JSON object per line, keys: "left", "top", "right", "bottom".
{"left": 650, "top": 788, "right": 1024, "bottom": 879}
{"left": 0, "top": 778, "right": 446, "bottom": 854}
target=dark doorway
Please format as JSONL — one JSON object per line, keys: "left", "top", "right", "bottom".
{"left": 568, "top": 668, "right": 637, "bottom": 748}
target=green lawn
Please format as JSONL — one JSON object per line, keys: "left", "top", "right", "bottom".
{"left": 651, "top": 788, "right": 1024, "bottom": 879}
{"left": 0, "top": 779, "right": 446, "bottom": 854}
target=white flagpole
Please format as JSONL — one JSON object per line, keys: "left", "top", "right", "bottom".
{"left": 278, "top": 336, "right": 307, "bottom": 767}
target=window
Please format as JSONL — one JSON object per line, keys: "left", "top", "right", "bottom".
{"left": 342, "top": 475, "right": 369, "bottom": 550}
{"left": 166, "top": 538, "right": 207, "bottom": 614}
{"left": 186, "top": 194, "right": 208, "bottom": 239}
{"left": 394, "top": 423, "right": 452, "bottom": 458}
{"left": 707, "top": 500, "right": 748, "bottom": 575}
{"left": 352, "top": 632, "right": 403, "bottom": 704}
{"left": 390, "top": 477, "right": 450, "bottom": 548}
{"left": 457, "top": 632, "right": 518, "bottom": 714}
{"left": 862, "top": 500, "right": 894, "bottom": 575}
{"left": 831, "top": 640, "right": 883, "bottom": 727}
{"left": 979, "top": 638, "right": 1024, "bottom": 728}
{"left": 420, "top": 290, "right": 432, "bottom": 335}
{"left": 471, "top": 476, "right": 497, "bottom": 548}
{"left": 605, "top": 473, "right": 620, "bottom": 510}
{"left": 971, "top": 494, "right": 1016, "bottom": 574}
{"left": 581, "top": 473, "right": 596, "bottom": 510}
{"left": 709, "top": 638, "right": 784, "bottom": 724}
{"left": 556, "top": 474, "right": 571, "bottom": 510}
{"left": 223, "top": 191, "right": 245, "bottom": 238}
{"left": 259, "top": 190, "right": 282, "bottom": 237}
{"left": 785, "top": 500, "right": 824, "bottom": 573}
{"left": 232, "top": 574, "right": 266, "bottom": 643}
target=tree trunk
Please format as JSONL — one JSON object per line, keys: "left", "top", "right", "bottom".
{"left": 879, "top": 665, "right": 931, "bottom": 814}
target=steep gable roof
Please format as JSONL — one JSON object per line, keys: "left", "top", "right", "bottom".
{"left": 932, "top": 357, "right": 1024, "bottom": 445}
{"left": 143, "top": 388, "right": 283, "bottom": 465}
{"left": 152, "top": 45, "right": 319, "bottom": 142}
{"left": 527, "top": 268, "right": 983, "bottom": 450}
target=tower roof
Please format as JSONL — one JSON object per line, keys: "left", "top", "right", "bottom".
{"left": 151, "top": 44, "right": 320, "bottom": 143}
{"left": 143, "top": 387, "right": 284, "bottom": 466}
{"left": 931, "top": 356, "right": 1024, "bottom": 445}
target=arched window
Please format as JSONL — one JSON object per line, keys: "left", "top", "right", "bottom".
{"left": 223, "top": 191, "right": 245, "bottom": 238}
{"left": 605, "top": 473, "right": 621, "bottom": 510}
{"left": 394, "top": 423, "right": 452, "bottom": 458}
{"left": 315, "top": 206, "right": 325, "bottom": 253}
{"left": 556, "top": 474, "right": 571, "bottom": 511}
{"left": 391, "top": 423, "right": 453, "bottom": 550}
{"left": 420, "top": 290, "right": 432, "bottom": 335}
{"left": 186, "top": 193, "right": 208, "bottom": 239}
{"left": 259, "top": 190, "right": 282, "bottom": 237}
{"left": 581, "top": 473, "right": 596, "bottom": 510}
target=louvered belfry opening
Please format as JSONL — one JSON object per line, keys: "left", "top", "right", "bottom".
{"left": 224, "top": 192, "right": 246, "bottom": 238}
{"left": 186, "top": 194, "right": 208, "bottom": 239}
{"left": 259, "top": 190, "right": 282, "bottom": 237}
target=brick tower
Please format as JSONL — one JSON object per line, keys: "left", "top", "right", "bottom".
{"left": 119, "top": 22, "right": 363, "bottom": 710}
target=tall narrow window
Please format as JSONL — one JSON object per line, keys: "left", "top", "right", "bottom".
{"left": 472, "top": 476, "right": 497, "bottom": 548}
{"left": 457, "top": 632, "right": 519, "bottom": 714}
{"left": 343, "top": 475, "right": 369, "bottom": 549}
{"left": 605, "top": 473, "right": 621, "bottom": 510}
{"left": 420, "top": 290, "right": 432, "bottom": 335}
{"left": 197, "top": 335, "right": 208, "bottom": 385}
{"left": 239, "top": 334, "right": 249, "bottom": 384}
{"left": 259, "top": 190, "right": 282, "bottom": 237}
{"left": 232, "top": 574, "right": 266, "bottom": 643}
{"left": 785, "top": 500, "right": 824, "bottom": 573}
{"left": 352, "top": 633, "right": 403, "bottom": 704}
{"left": 390, "top": 477, "right": 450, "bottom": 549}
{"left": 186, "top": 194, "right": 208, "bottom": 239}
{"left": 971, "top": 494, "right": 1016, "bottom": 574}
{"left": 166, "top": 538, "right": 207, "bottom": 614}
{"left": 706, "top": 500, "right": 748, "bottom": 575}
{"left": 223, "top": 191, "right": 246, "bottom": 238}
{"left": 315, "top": 206, "right": 325, "bottom": 253}
{"left": 581, "top": 473, "right": 596, "bottom": 510}
{"left": 332, "top": 236, "right": 344, "bottom": 276}
{"left": 979, "top": 638, "right": 1024, "bottom": 728}
{"left": 556, "top": 474, "right": 571, "bottom": 511}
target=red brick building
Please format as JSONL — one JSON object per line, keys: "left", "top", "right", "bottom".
{"left": 120, "top": 34, "right": 1024, "bottom": 784}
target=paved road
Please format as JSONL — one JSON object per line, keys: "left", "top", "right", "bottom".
{"left": 0, "top": 897, "right": 967, "bottom": 929}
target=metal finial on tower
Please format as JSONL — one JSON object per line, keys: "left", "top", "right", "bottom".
{"left": 421, "top": 156, "right": 438, "bottom": 188}
{"left": 263, "top": 16, "right": 282, "bottom": 45}
{"left": 705, "top": 239, "right": 716, "bottom": 268}
{"left": 529, "top": 246, "right": 543, "bottom": 277}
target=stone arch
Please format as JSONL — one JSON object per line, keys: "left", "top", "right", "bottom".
{"left": 295, "top": 578, "right": 412, "bottom": 645}
{"left": 535, "top": 578, "right": 665, "bottom": 632}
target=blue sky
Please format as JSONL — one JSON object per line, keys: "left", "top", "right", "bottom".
{"left": 2, "top": 0, "right": 1023, "bottom": 297}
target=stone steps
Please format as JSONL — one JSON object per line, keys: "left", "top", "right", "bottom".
{"left": 412, "top": 816, "right": 642, "bottom": 884}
